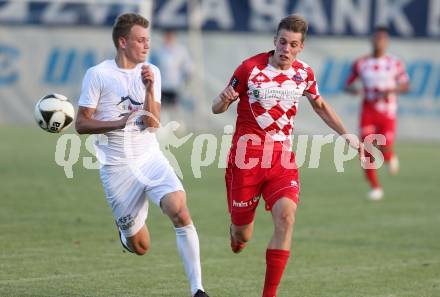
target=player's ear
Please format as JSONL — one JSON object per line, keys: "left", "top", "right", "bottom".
{"left": 119, "top": 36, "right": 127, "bottom": 49}
{"left": 273, "top": 36, "right": 277, "bottom": 46}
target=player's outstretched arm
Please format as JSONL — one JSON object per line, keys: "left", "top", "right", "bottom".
{"left": 212, "top": 85, "right": 239, "bottom": 114}
{"left": 386, "top": 81, "right": 410, "bottom": 96}
{"left": 344, "top": 60, "right": 362, "bottom": 96}
{"left": 344, "top": 84, "right": 362, "bottom": 96}
{"left": 398, "top": 81, "right": 410, "bottom": 93}
{"left": 75, "top": 106, "right": 129, "bottom": 134}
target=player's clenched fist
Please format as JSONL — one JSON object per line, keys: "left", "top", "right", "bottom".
{"left": 141, "top": 65, "right": 154, "bottom": 88}
{"left": 219, "top": 85, "right": 239, "bottom": 104}
{"left": 212, "top": 84, "right": 239, "bottom": 114}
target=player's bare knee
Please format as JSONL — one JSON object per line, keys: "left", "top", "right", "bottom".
{"left": 132, "top": 241, "right": 150, "bottom": 255}
{"left": 171, "top": 206, "right": 191, "bottom": 227}
{"left": 162, "top": 191, "right": 191, "bottom": 227}
{"left": 233, "top": 229, "right": 252, "bottom": 243}
{"left": 236, "top": 232, "right": 251, "bottom": 243}
{"left": 128, "top": 236, "right": 150, "bottom": 255}
{"left": 133, "top": 247, "right": 147, "bottom": 256}
{"left": 274, "top": 211, "right": 295, "bottom": 231}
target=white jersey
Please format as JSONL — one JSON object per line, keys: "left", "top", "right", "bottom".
{"left": 78, "top": 59, "right": 162, "bottom": 165}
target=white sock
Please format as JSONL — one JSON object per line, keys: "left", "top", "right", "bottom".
{"left": 175, "top": 224, "right": 204, "bottom": 295}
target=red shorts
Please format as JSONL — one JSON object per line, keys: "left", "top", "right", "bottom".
{"left": 360, "top": 108, "right": 396, "bottom": 147}
{"left": 225, "top": 147, "right": 300, "bottom": 226}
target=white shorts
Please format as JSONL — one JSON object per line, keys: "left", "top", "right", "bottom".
{"left": 99, "top": 154, "right": 184, "bottom": 237}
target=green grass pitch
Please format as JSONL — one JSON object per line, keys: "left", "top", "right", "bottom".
{"left": 1, "top": 126, "right": 439, "bottom": 297}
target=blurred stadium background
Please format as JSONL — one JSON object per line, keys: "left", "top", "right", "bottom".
{"left": 1, "top": 1, "right": 439, "bottom": 296}
{"left": 1, "top": 0, "right": 439, "bottom": 138}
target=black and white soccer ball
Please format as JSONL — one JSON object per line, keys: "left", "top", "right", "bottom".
{"left": 34, "top": 94, "right": 75, "bottom": 133}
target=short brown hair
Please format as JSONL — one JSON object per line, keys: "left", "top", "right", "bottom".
{"left": 276, "top": 14, "right": 308, "bottom": 42}
{"left": 112, "top": 13, "right": 149, "bottom": 49}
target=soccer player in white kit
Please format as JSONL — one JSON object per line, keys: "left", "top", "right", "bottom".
{"left": 75, "top": 13, "right": 209, "bottom": 297}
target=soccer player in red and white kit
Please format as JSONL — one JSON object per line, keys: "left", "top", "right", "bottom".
{"left": 345, "top": 26, "right": 409, "bottom": 200}
{"left": 212, "top": 15, "right": 361, "bottom": 297}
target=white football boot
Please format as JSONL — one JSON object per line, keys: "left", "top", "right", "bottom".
{"left": 368, "top": 188, "right": 384, "bottom": 201}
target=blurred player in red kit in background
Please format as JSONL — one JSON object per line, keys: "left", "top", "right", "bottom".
{"left": 345, "top": 26, "right": 410, "bottom": 200}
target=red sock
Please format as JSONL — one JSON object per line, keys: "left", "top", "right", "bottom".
{"left": 383, "top": 149, "right": 393, "bottom": 162}
{"left": 262, "top": 249, "right": 290, "bottom": 297}
{"left": 365, "top": 168, "right": 380, "bottom": 188}
{"left": 363, "top": 151, "right": 380, "bottom": 189}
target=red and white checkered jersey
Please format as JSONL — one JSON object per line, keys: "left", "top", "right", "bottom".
{"left": 229, "top": 51, "right": 320, "bottom": 150}
{"left": 345, "top": 54, "right": 409, "bottom": 118}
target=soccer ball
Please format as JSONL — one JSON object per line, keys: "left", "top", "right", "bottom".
{"left": 34, "top": 93, "right": 75, "bottom": 133}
